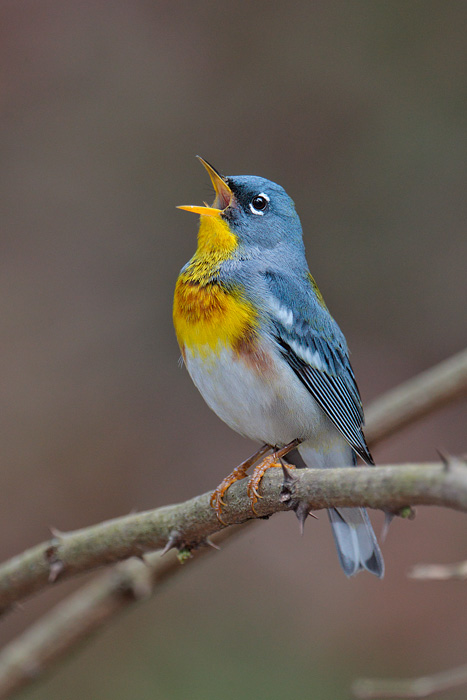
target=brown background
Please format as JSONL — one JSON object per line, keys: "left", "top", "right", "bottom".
{"left": 1, "top": 2, "right": 466, "bottom": 699}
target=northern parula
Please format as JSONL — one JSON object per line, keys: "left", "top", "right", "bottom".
{"left": 173, "top": 157, "right": 384, "bottom": 578}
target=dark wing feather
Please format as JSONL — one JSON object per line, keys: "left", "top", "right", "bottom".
{"left": 262, "top": 270, "right": 374, "bottom": 465}
{"left": 274, "top": 335, "right": 374, "bottom": 464}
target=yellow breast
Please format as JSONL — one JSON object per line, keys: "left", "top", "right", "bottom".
{"left": 173, "top": 277, "right": 257, "bottom": 358}
{"left": 173, "top": 214, "right": 258, "bottom": 359}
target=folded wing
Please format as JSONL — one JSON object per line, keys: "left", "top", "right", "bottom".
{"left": 263, "top": 270, "right": 374, "bottom": 465}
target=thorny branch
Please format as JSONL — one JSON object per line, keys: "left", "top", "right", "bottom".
{"left": 0, "top": 348, "right": 465, "bottom": 699}
{"left": 0, "top": 348, "right": 465, "bottom": 616}
{"left": 0, "top": 460, "right": 466, "bottom": 617}
{"left": 0, "top": 527, "right": 244, "bottom": 700}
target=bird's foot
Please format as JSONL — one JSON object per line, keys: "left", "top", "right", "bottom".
{"left": 210, "top": 439, "right": 301, "bottom": 522}
{"left": 247, "top": 456, "right": 285, "bottom": 513}
{"left": 210, "top": 444, "right": 271, "bottom": 524}
{"left": 247, "top": 440, "right": 301, "bottom": 514}
{"left": 210, "top": 464, "right": 250, "bottom": 525}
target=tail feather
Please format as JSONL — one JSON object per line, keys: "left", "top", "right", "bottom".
{"left": 328, "top": 507, "right": 384, "bottom": 578}
{"left": 299, "top": 439, "right": 385, "bottom": 578}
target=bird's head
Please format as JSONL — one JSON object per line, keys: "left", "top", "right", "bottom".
{"left": 178, "top": 157, "right": 304, "bottom": 252}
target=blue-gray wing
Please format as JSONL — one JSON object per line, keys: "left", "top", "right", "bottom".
{"left": 262, "top": 270, "right": 374, "bottom": 465}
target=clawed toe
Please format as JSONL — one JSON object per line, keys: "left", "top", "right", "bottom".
{"left": 210, "top": 440, "right": 301, "bottom": 521}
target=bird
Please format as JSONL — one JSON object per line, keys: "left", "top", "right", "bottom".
{"left": 173, "top": 157, "right": 384, "bottom": 578}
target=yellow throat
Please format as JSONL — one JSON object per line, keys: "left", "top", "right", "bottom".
{"left": 173, "top": 214, "right": 258, "bottom": 358}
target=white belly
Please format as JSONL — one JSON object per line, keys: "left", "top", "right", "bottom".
{"left": 183, "top": 342, "right": 331, "bottom": 448}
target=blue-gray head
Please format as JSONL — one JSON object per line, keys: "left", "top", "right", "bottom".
{"left": 178, "top": 157, "right": 304, "bottom": 252}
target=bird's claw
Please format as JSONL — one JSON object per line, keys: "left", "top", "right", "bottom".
{"left": 210, "top": 442, "right": 299, "bottom": 521}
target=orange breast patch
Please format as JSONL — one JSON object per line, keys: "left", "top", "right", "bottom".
{"left": 173, "top": 277, "right": 258, "bottom": 359}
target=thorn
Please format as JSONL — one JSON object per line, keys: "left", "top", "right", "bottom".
{"left": 295, "top": 502, "right": 310, "bottom": 535}
{"left": 279, "top": 457, "right": 295, "bottom": 481}
{"left": 160, "top": 531, "right": 180, "bottom": 556}
{"left": 436, "top": 451, "right": 467, "bottom": 472}
{"left": 381, "top": 513, "right": 393, "bottom": 542}
{"left": 49, "top": 527, "right": 65, "bottom": 540}
{"left": 436, "top": 449, "right": 451, "bottom": 472}
{"left": 44, "top": 542, "right": 64, "bottom": 583}
{"left": 279, "top": 463, "right": 299, "bottom": 506}
{"left": 205, "top": 538, "right": 221, "bottom": 550}
{"left": 281, "top": 462, "right": 297, "bottom": 484}
{"left": 48, "top": 560, "right": 64, "bottom": 583}
{"left": 383, "top": 506, "right": 416, "bottom": 535}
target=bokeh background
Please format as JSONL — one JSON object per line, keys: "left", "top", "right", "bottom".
{"left": 1, "top": 1, "right": 466, "bottom": 698}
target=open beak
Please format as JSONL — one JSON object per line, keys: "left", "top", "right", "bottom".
{"left": 177, "top": 156, "right": 233, "bottom": 217}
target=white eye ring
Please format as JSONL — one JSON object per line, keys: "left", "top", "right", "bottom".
{"left": 249, "top": 192, "right": 270, "bottom": 216}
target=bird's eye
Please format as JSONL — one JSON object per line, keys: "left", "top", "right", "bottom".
{"left": 249, "top": 193, "right": 270, "bottom": 216}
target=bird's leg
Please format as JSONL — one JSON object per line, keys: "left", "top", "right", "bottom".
{"left": 247, "top": 438, "right": 301, "bottom": 514}
{"left": 210, "top": 444, "right": 271, "bottom": 522}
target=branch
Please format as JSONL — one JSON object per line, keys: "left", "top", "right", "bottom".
{"left": 0, "top": 460, "right": 466, "bottom": 617}
{"left": 0, "top": 527, "right": 241, "bottom": 700}
{"left": 364, "top": 347, "right": 467, "bottom": 446}
{"left": 1, "top": 462, "right": 466, "bottom": 700}
{"left": 352, "top": 663, "right": 467, "bottom": 698}
{"left": 0, "top": 348, "right": 465, "bottom": 698}
{"left": 0, "top": 348, "right": 466, "bottom": 615}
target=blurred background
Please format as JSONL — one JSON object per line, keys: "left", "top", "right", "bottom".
{"left": 1, "top": 1, "right": 466, "bottom": 698}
